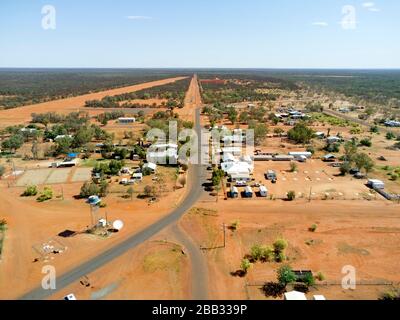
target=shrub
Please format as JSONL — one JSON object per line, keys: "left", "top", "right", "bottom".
{"left": 277, "top": 265, "right": 297, "bottom": 285}
{"left": 240, "top": 258, "right": 252, "bottom": 274}
{"left": 302, "top": 273, "right": 316, "bottom": 287}
{"left": 273, "top": 238, "right": 288, "bottom": 253}
{"left": 262, "top": 282, "right": 286, "bottom": 298}
{"left": 21, "top": 185, "right": 38, "bottom": 197}
{"left": 294, "top": 283, "right": 310, "bottom": 293}
{"left": 370, "top": 126, "right": 379, "bottom": 133}
{"left": 359, "top": 138, "right": 372, "bottom": 147}
{"left": 386, "top": 132, "right": 396, "bottom": 140}
{"left": 230, "top": 220, "right": 240, "bottom": 231}
{"left": 315, "top": 272, "right": 326, "bottom": 281}
{"left": 309, "top": 224, "right": 318, "bottom": 232}
{"left": 250, "top": 245, "right": 264, "bottom": 261}
{"left": 287, "top": 190, "right": 296, "bottom": 201}
{"left": 325, "top": 142, "right": 340, "bottom": 153}
{"left": 379, "top": 289, "right": 400, "bottom": 301}
{"left": 290, "top": 162, "right": 298, "bottom": 172}
{"left": 144, "top": 185, "right": 157, "bottom": 198}
{"left": 0, "top": 219, "right": 7, "bottom": 227}
{"left": 80, "top": 181, "right": 101, "bottom": 198}
{"left": 36, "top": 187, "right": 53, "bottom": 202}
{"left": 275, "top": 251, "right": 286, "bottom": 263}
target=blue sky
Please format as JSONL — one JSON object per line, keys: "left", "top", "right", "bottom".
{"left": 0, "top": 0, "right": 399, "bottom": 68}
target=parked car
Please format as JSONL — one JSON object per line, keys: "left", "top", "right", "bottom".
{"left": 354, "top": 172, "right": 366, "bottom": 179}
{"left": 329, "top": 162, "right": 342, "bottom": 168}
{"left": 350, "top": 168, "right": 360, "bottom": 175}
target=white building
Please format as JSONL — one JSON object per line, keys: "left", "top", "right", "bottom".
{"left": 221, "top": 161, "right": 254, "bottom": 175}
{"left": 288, "top": 152, "right": 312, "bottom": 159}
{"left": 385, "top": 120, "right": 400, "bottom": 127}
{"left": 367, "top": 179, "right": 385, "bottom": 190}
{"left": 221, "top": 147, "right": 242, "bottom": 156}
{"left": 143, "top": 162, "right": 157, "bottom": 173}
{"left": 147, "top": 143, "right": 179, "bottom": 164}
{"left": 327, "top": 136, "right": 342, "bottom": 144}
{"left": 118, "top": 117, "right": 136, "bottom": 124}
{"left": 284, "top": 291, "right": 307, "bottom": 301}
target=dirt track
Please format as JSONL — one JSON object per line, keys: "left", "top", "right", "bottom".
{"left": 177, "top": 75, "right": 202, "bottom": 121}
{"left": 0, "top": 77, "right": 187, "bottom": 128}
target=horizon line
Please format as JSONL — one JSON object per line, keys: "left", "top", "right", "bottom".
{"left": 1, "top": 67, "right": 400, "bottom": 71}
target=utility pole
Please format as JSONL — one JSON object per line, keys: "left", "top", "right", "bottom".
{"left": 223, "top": 223, "right": 226, "bottom": 248}
{"left": 308, "top": 187, "right": 312, "bottom": 202}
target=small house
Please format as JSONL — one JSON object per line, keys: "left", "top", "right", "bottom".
{"left": 327, "top": 136, "right": 341, "bottom": 144}
{"left": 230, "top": 172, "right": 251, "bottom": 183}
{"left": 315, "top": 132, "right": 326, "bottom": 139}
{"left": 143, "top": 162, "right": 157, "bottom": 173}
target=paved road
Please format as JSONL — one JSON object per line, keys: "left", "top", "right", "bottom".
{"left": 170, "top": 223, "right": 208, "bottom": 300}
{"left": 20, "top": 93, "right": 206, "bottom": 301}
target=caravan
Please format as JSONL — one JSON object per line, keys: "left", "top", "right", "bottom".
{"left": 259, "top": 185, "right": 268, "bottom": 197}
{"left": 243, "top": 186, "right": 253, "bottom": 198}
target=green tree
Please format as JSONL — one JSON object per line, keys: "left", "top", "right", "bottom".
{"left": 127, "top": 186, "right": 134, "bottom": 200}
{"left": 343, "top": 141, "right": 358, "bottom": 163}
{"left": 31, "top": 140, "right": 39, "bottom": 160}
{"left": 72, "top": 126, "right": 94, "bottom": 148}
{"left": 211, "top": 169, "right": 225, "bottom": 187}
{"left": 354, "top": 153, "right": 374, "bottom": 174}
{"left": 287, "top": 123, "right": 315, "bottom": 144}
{"left": 239, "top": 111, "right": 250, "bottom": 124}
{"left": 227, "top": 107, "right": 238, "bottom": 124}
{"left": 290, "top": 162, "right": 298, "bottom": 172}
{"left": 80, "top": 181, "right": 101, "bottom": 198}
{"left": 340, "top": 162, "right": 352, "bottom": 176}
{"left": 55, "top": 137, "right": 73, "bottom": 155}
{"left": 99, "top": 179, "right": 109, "bottom": 197}
{"left": 249, "top": 123, "right": 269, "bottom": 146}
{"left": 1, "top": 134, "right": 24, "bottom": 152}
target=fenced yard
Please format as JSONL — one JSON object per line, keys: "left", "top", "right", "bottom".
{"left": 15, "top": 167, "right": 92, "bottom": 187}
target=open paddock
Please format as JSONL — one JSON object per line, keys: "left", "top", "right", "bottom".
{"left": 250, "top": 159, "right": 377, "bottom": 200}
{"left": 180, "top": 200, "right": 400, "bottom": 300}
